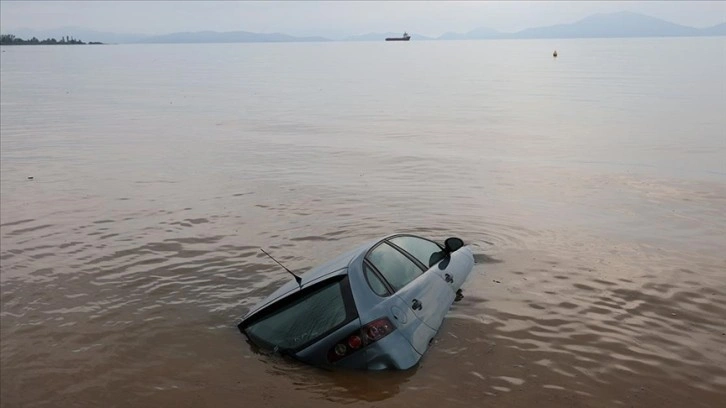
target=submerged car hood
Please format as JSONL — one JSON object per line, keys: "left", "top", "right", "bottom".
{"left": 242, "top": 241, "right": 376, "bottom": 321}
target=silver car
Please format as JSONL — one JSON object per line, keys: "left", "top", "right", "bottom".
{"left": 237, "top": 234, "right": 475, "bottom": 370}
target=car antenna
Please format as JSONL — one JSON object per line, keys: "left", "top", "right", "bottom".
{"left": 260, "top": 248, "right": 302, "bottom": 288}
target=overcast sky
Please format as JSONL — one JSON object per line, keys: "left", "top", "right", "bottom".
{"left": 1, "top": 1, "right": 724, "bottom": 38}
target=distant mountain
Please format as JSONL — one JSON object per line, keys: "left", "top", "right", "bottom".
{"left": 1, "top": 27, "right": 146, "bottom": 44}
{"left": 3, "top": 12, "right": 723, "bottom": 45}
{"left": 344, "top": 32, "right": 433, "bottom": 41}
{"left": 438, "top": 27, "right": 502, "bottom": 40}
{"left": 512, "top": 11, "right": 700, "bottom": 39}
{"left": 699, "top": 22, "right": 726, "bottom": 36}
{"left": 138, "top": 30, "right": 329, "bottom": 44}
{"left": 437, "top": 11, "right": 725, "bottom": 40}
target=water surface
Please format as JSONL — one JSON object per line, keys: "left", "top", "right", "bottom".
{"left": 1, "top": 37, "right": 725, "bottom": 407}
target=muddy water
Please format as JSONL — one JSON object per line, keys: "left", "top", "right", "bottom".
{"left": 1, "top": 38, "right": 725, "bottom": 407}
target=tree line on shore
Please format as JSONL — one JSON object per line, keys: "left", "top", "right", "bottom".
{"left": 1, "top": 34, "right": 102, "bottom": 45}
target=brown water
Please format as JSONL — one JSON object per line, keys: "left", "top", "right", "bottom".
{"left": 1, "top": 38, "right": 725, "bottom": 407}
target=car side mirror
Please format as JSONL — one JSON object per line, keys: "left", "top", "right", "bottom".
{"left": 444, "top": 237, "right": 464, "bottom": 253}
{"left": 428, "top": 251, "right": 445, "bottom": 267}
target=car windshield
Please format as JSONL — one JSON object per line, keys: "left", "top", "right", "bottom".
{"left": 244, "top": 278, "right": 353, "bottom": 350}
{"left": 389, "top": 236, "right": 444, "bottom": 267}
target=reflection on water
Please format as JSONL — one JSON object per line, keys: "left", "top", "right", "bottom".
{"left": 2, "top": 37, "right": 725, "bottom": 407}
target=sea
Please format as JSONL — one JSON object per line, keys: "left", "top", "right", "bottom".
{"left": 1, "top": 37, "right": 725, "bottom": 407}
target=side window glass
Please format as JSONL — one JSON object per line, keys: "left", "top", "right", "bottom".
{"left": 364, "top": 264, "right": 389, "bottom": 297}
{"left": 389, "top": 236, "right": 445, "bottom": 268}
{"left": 366, "top": 243, "right": 423, "bottom": 292}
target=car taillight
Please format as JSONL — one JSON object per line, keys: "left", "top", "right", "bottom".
{"left": 365, "top": 318, "right": 393, "bottom": 341}
{"left": 348, "top": 335, "right": 362, "bottom": 349}
{"left": 328, "top": 317, "right": 395, "bottom": 363}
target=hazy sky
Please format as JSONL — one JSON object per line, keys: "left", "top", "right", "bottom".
{"left": 1, "top": 1, "right": 724, "bottom": 38}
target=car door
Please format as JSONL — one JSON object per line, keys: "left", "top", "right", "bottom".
{"left": 437, "top": 245, "right": 475, "bottom": 291}
{"left": 388, "top": 235, "right": 474, "bottom": 292}
{"left": 362, "top": 263, "right": 436, "bottom": 356}
{"left": 366, "top": 242, "right": 454, "bottom": 337}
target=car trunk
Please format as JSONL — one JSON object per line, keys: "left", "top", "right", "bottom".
{"left": 239, "top": 275, "right": 358, "bottom": 354}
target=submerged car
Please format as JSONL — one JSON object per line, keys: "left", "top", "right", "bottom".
{"left": 237, "top": 234, "right": 475, "bottom": 370}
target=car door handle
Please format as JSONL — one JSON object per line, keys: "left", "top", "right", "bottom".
{"left": 444, "top": 273, "right": 454, "bottom": 283}
{"left": 411, "top": 299, "right": 423, "bottom": 311}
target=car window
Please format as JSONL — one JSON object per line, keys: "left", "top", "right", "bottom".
{"left": 389, "top": 236, "right": 445, "bottom": 268}
{"left": 364, "top": 263, "right": 390, "bottom": 296}
{"left": 244, "top": 279, "right": 350, "bottom": 350}
{"left": 367, "top": 243, "right": 423, "bottom": 292}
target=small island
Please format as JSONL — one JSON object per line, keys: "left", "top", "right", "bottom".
{"left": 0, "top": 34, "right": 103, "bottom": 45}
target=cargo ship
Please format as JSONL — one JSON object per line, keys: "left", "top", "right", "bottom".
{"left": 385, "top": 32, "right": 411, "bottom": 41}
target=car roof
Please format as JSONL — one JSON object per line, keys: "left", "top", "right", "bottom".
{"left": 241, "top": 234, "right": 435, "bottom": 321}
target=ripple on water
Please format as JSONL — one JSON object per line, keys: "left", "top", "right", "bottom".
{"left": 2, "top": 149, "right": 726, "bottom": 407}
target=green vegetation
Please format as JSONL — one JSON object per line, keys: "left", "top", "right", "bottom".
{"left": 0, "top": 34, "right": 101, "bottom": 45}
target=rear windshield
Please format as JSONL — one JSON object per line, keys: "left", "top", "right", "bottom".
{"left": 243, "top": 277, "right": 356, "bottom": 350}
